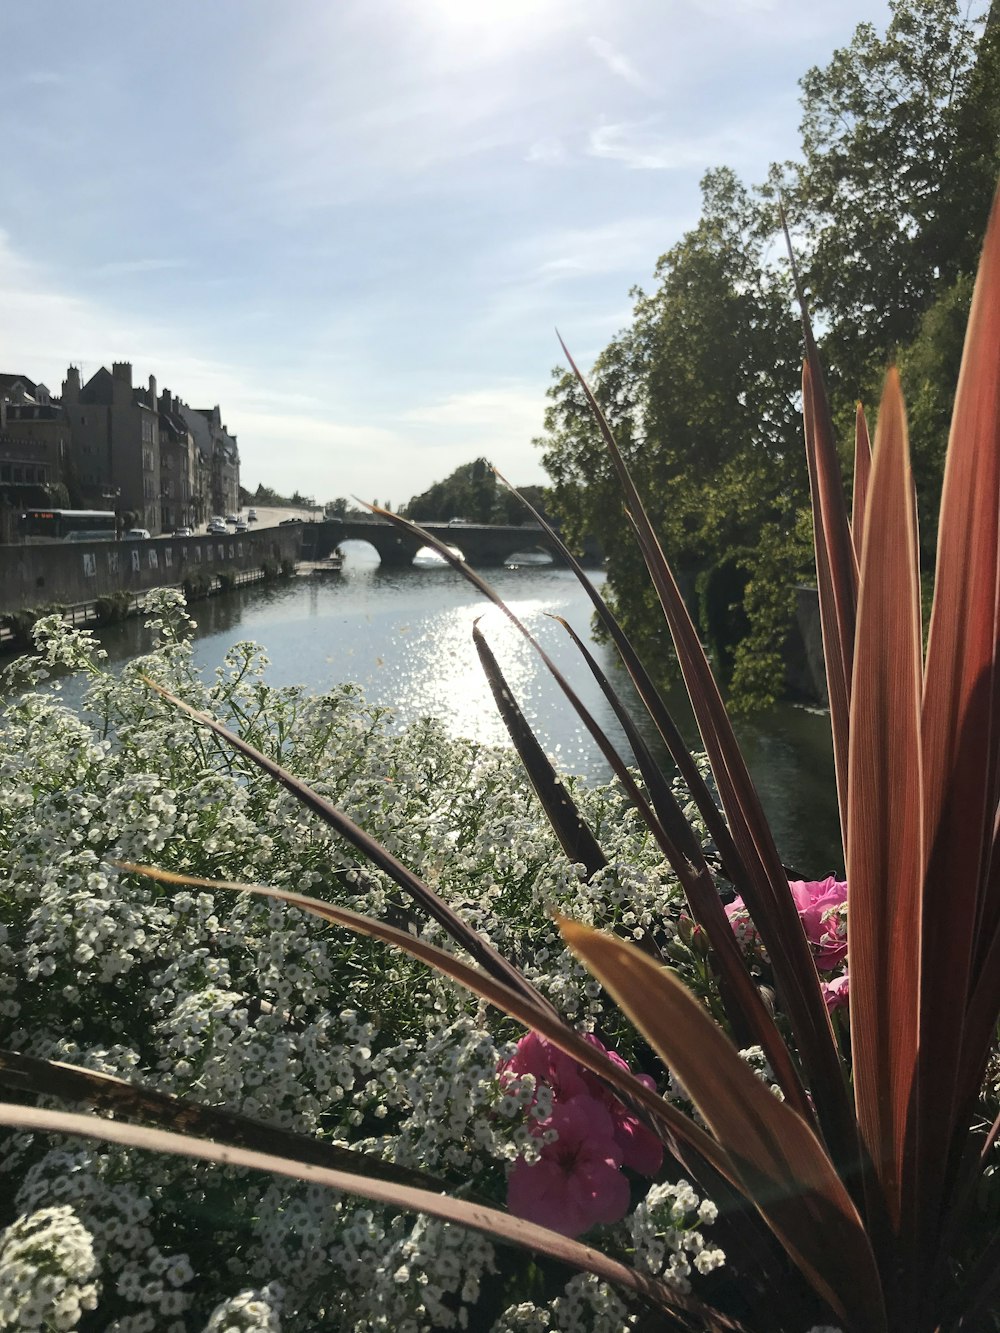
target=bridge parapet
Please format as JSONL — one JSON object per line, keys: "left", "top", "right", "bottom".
{"left": 303, "top": 517, "right": 602, "bottom": 568}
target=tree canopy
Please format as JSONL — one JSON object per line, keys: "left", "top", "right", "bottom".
{"left": 538, "top": 0, "right": 1000, "bottom": 709}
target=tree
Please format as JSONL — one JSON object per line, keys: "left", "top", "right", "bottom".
{"left": 779, "top": 0, "right": 1000, "bottom": 398}
{"left": 403, "top": 458, "right": 544, "bottom": 525}
{"left": 541, "top": 1, "right": 1000, "bottom": 707}
{"left": 540, "top": 169, "right": 809, "bottom": 706}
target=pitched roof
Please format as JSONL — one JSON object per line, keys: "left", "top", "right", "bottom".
{"left": 0, "top": 372, "right": 39, "bottom": 399}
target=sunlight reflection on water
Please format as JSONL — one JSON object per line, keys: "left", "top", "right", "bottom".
{"left": 22, "top": 538, "right": 840, "bottom": 870}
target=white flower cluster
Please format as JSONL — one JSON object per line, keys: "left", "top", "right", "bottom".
{"left": 628, "top": 1179, "right": 725, "bottom": 1292}
{"left": 550, "top": 1274, "right": 632, "bottom": 1332}
{"left": 490, "top": 1302, "right": 553, "bottom": 1332}
{"left": 0, "top": 598, "right": 701, "bottom": 1329}
{"left": 201, "top": 1283, "right": 284, "bottom": 1332}
{"left": 738, "top": 1044, "right": 786, "bottom": 1103}
{"left": 0, "top": 1205, "right": 99, "bottom": 1330}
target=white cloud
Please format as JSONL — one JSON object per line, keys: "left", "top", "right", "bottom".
{"left": 399, "top": 383, "right": 552, "bottom": 479}
{"left": 587, "top": 36, "right": 650, "bottom": 91}
{"left": 0, "top": 228, "right": 554, "bottom": 504}
{"left": 586, "top": 102, "right": 800, "bottom": 173}
{"left": 94, "top": 258, "right": 187, "bottom": 277}
{"left": 587, "top": 119, "right": 716, "bottom": 171}
{"left": 18, "top": 70, "right": 65, "bottom": 87}
{"left": 525, "top": 137, "right": 567, "bottom": 165}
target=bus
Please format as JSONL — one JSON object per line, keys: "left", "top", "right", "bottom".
{"left": 20, "top": 509, "right": 118, "bottom": 542}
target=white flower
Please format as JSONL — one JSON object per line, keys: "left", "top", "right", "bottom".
{"left": 0, "top": 1206, "right": 99, "bottom": 1330}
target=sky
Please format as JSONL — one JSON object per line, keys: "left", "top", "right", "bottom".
{"left": 0, "top": 0, "right": 893, "bottom": 507}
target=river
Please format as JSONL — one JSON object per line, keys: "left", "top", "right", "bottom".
{"left": 19, "top": 541, "right": 842, "bottom": 874}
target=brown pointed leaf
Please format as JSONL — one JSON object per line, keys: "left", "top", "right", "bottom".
{"left": 557, "top": 334, "right": 853, "bottom": 1166}
{"left": 365, "top": 507, "right": 675, "bottom": 844}
{"left": 492, "top": 466, "right": 751, "bottom": 891}
{"left": 917, "top": 182, "right": 1000, "bottom": 1244}
{"left": 0, "top": 1049, "right": 451, "bottom": 1196}
{"left": 546, "top": 613, "right": 814, "bottom": 1119}
{"left": 852, "top": 403, "right": 872, "bottom": 561}
{"left": 802, "top": 359, "right": 857, "bottom": 848}
{"left": 558, "top": 918, "right": 886, "bottom": 1333}
{"left": 846, "top": 369, "right": 923, "bottom": 1231}
{"left": 472, "top": 620, "right": 607, "bottom": 877}
{"left": 780, "top": 207, "right": 858, "bottom": 839}
{"left": 0, "top": 1103, "right": 714, "bottom": 1323}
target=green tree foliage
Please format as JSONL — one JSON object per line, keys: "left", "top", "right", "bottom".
{"left": 539, "top": 0, "right": 999, "bottom": 709}
{"left": 780, "top": 0, "right": 1000, "bottom": 399}
{"left": 403, "top": 459, "right": 551, "bottom": 525}
{"left": 541, "top": 170, "right": 811, "bottom": 708}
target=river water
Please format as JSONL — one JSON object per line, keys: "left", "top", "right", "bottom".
{"left": 21, "top": 542, "right": 842, "bottom": 873}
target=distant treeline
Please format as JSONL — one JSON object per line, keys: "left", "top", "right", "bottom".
{"left": 402, "top": 457, "right": 550, "bottom": 526}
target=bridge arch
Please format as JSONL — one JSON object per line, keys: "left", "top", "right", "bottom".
{"left": 304, "top": 517, "right": 601, "bottom": 569}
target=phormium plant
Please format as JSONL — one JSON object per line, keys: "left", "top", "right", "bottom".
{"left": 2, "top": 183, "right": 999, "bottom": 1332}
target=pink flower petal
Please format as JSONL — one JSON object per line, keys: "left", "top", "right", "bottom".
{"left": 507, "top": 1096, "right": 630, "bottom": 1236}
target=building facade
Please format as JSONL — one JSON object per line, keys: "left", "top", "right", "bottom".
{"left": 157, "top": 388, "right": 202, "bottom": 531}
{"left": 179, "top": 403, "right": 240, "bottom": 518}
{"left": 62, "top": 363, "right": 161, "bottom": 532}
{"left": 1, "top": 363, "right": 243, "bottom": 539}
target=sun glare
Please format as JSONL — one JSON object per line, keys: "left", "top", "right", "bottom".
{"left": 413, "top": 0, "right": 572, "bottom": 55}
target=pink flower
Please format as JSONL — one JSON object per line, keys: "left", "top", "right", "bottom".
{"left": 507, "top": 1095, "right": 631, "bottom": 1236}
{"left": 579, "top": 1035, "right": 663, "bottom": 1175}
{"left": 789, "top": 877, "right": 848, "bottom": 970}
{"left": 724, "top": 898, "right": 760, "bottom": 950}
{"left": 821, "top": 971, "right": 850, "bottom": 1013}
{"left": 501, "top": 1031, "right": 591, "bottom": 1102}
{"left": 499, "top": 1033, "right": 663, "bottom": 1177}
{"left": 726, "top": 877, "right": 848, "bottom": 972}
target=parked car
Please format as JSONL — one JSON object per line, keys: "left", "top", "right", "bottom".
{"left": 207, "top": 519, "right": 227, "bottom": 535}
{"left": 225, "top": 513, "right": 238, "bottom": 525}
{"left": 173, "top": 526, "right": 194, "bottom": 538}
{"left": 235, "top": 520, "right": 248, "bottom": 533}
{"left": 124, "top": 528, "right": 151, "bottom": 540}
{"left": 247, "top": 508, "right": 258, "bottom": 522}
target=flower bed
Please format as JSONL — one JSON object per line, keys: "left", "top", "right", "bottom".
{"left": 0, "top": 594, "right": 733, "bottom": 1331}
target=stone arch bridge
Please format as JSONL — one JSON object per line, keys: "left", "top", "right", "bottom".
{"left": 300, "top": 516, "right": 602, "bottom": 568}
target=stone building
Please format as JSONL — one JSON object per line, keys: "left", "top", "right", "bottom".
{"left": 62, "top": 363, "right": 162, "bottom": 532}
{"left": 0, "top": 376, "right": 71, "bottom": 540}
{"left": 179, "top": 403, "right": 240, "bottom": 518}
{"left": 0, "top": 375, "right": 70, "bottom": 500}
{"left": 157, "top": 388, "right": 202, "bottom": 531}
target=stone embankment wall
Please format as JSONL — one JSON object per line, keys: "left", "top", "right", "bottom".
{"left": 0, "top": 527, "right": 302, "bottom": 616}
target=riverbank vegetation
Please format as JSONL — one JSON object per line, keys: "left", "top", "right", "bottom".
{"left": 539, "top": 0, "right": 1000, "bottom": 709}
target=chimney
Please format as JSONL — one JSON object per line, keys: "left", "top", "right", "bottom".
{"left": 148, "top": 374, "right": 157, "bottom": 408}
{"left": 62, "top": 365, "right": 81, "bottom": 404}
{"left": 112, "top": 361, "right": 132, "bottom": 407}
